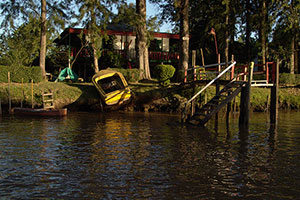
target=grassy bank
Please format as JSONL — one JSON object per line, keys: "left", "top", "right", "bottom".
{"left": 0, "top": 82, "right": 100, "bottom": 111}
{"left": 1, "top": 81, "right": 300, "bottom": 112}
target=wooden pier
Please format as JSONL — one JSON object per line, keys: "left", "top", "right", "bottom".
{"left": 181, "top": 57, "right": 279, "bottom": 127}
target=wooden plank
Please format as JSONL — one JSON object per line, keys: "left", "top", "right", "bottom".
{"left": 43, "top": 99, "right": 54, "bottom": 103}
{"left": 195, "top": 84, "right": 243, "bottom": 125}
{"left": 43, "top": 93, "right": 53, "bottom": 96}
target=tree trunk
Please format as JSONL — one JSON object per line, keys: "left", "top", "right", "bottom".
{"left": 179, "top": 0, "right": 189, "bottom": 81}
{"left": 261, "top": 0, "right": 267, "bottom": 70}
{"left": 295, "top": 41, "right": 298, "bottom": 74}
{"left": 136, "top": 0, "right": 150, "bottom": 79}
{"left": 39, "top": 0, "right": 46, "bottom": 80}
{"left": 290, "top": 35, "right": 295, "bottom": 74}
{"left": 90, "top": 7, "right": 99, "bottom": 73}
{"left": 92, "top": 45, "right": 99, "bottom": 73}
{"left": 245, "top": 0, "right": 251, "bottom": 62}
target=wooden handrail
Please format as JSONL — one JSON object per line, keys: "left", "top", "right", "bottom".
{"left": 186, "top": 61, "right": 236, "bottom": 104}
{"left": 181, "top": 61, "right": 237, "bottom": 122}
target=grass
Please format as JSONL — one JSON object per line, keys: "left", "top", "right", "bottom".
{"left": 1, "top": 80, "right": 300, "bottom": 112}
{"left": 0, "top": 81, "right": 98, "bottom": 109}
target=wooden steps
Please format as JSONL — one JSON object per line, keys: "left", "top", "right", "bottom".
{"left": 187, "top": 80, "right": 245, "bottom": 125}
{"left": 42, "top": 92, "right": 54, "bottom": 110}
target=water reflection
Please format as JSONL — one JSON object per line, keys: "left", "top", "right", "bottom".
{"left": 0, "top": 112, "right": 300, "bottom": 199}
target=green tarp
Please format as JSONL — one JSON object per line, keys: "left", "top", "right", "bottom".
{"left": 56, "top": 67, "right": 79, "bottom": 82}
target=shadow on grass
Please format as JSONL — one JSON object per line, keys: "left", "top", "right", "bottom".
{"left": 65, "top": 83, "right": 102, "bottom": 111}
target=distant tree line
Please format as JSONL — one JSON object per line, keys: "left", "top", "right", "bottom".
{"left": 0, "top": 0, "right": 299, "bottom": 81}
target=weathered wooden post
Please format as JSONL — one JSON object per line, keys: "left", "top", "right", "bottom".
{"left": 192, "top": 50, "right": 196, "bottom": 81}
{"left": 0, "top": 98, "right": 2, "bottom": 115}
{"left": 239, "top": 62, "right": 254, "bottom": 128}
{"left": 191, "top": 50, "right": 197, "bottom": 116}
{"left": 226, "top": 55, "right": 235, "bottom": 122}
{"left": 214, "top": 54, "right": 221, "bottom": 125}
{"left": 31, "top": 79, "right": 34, "bottom": 108}
{"left": 216, "top": 54, "right": 221, "bottom": 94}
{"left": 231, "top": 55, "right": 235, "bottom": 80}
{"left": 226, "top": 91, "right": 232, "bottom": 123}
{"left": 8, "top": 72, "right": 11, "bottom": 113}
{"left": 21, "top": 78, "right": 23, "bottom": 108}
{"left": 200, "top": 48, "right": 205, "bottom": 66}
{"left": 270, "top": 61, "right": 279, "bottom": 124}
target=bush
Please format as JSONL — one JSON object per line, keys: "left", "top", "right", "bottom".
{"left": 110, "top": 68, "right": 141, "bottom": 83}
{"left": 278, "top": 73, "right": 300, "bottom": 85}
{"left": 0, "top": 65, "right": 42, "bottom": 83}
{"left": 99, "top": 50, "right": 126, "bottom": 68}
{"left": 279, "top": 73, "right": 295, "bottom": 85}
{"left": 153, "top": 64, "right": 176, "bottom": 86}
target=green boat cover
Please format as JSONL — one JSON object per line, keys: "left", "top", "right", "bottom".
{"left": 56, "top": 67, "right": 79, "bottom": 82}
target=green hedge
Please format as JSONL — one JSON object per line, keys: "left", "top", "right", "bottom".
{"left": 0, "top": 65, "right": 42, "bottom": 83}
{"left": 153, "top": 64, "right": 176, "bottom": 86}
{"left": 110, "top": 68, "right": 141, "bottom": 83}
{"left": 279, "top": 73, "right": 300, "bottom": 85}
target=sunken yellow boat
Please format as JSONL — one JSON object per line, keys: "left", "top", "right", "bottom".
{"left": 92, "top": 69, "right": 132, "bottom": 106}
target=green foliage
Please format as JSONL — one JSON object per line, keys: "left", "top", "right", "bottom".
{"left": 279, "top": 73, "right": 300, "bottom": 85}
{"left": 0, "top": 65, "right": 42, "bottom": 83}
{"left": 153, "top": 64, "right": 175, "bottom": 86}
{"left": 111, "top": 68, "right": 141, "bottom": 83}
{"left": 0, "top": 17, "right": 40, "bottom": 66}
{"left": 99, "top": 50, "right": 126, "bottom": 68}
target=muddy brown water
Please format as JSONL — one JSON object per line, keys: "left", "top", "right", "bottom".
{"left": 0, "top": 111, "right": 299, "bottom": 199}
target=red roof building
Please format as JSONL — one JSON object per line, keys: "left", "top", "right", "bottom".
{"left": 54, "top": 26, "right": 181, "bottom": 79}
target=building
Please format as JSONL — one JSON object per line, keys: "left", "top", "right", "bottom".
{"left": 54, "top": 24, "right": 181, "bottom": 80}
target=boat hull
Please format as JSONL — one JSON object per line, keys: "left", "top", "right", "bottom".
{"left": 12, "top": 108, "right": 67, "bottom": 116}
{"left": 92, "top": 69, "right": 132, "bottom": 106}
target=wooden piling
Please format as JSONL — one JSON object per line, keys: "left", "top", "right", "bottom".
{"left": 21, "top": 78, "right": 23, "bottom": 108}
{"left": 226, "top": 91, "right": 232, "bottom": 123}
{"left": 270, "top": 61, "right": 279, "bottom": 124}
{"left": 216, "top": 54, "right": 221, "bottom": 95}
{"left": 200, "top": 48, "right": 205, "bottom": 66}
{"left": 31, "top": 79, "right": 34, "bottom": 108}
{"left": 214, "top": 54, "right": 221, "bottom": 123}
{"left": 239, "top": 62, "right": 254, "bottom": 128}
{"left": 8, "top": 72, "right": 11, "bottom": 113}
{"left": 192, "top": 50, "right": 197, "bottom": 81}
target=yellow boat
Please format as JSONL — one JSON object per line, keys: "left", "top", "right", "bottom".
{"left": 92, "top": 69, "right": 132, "bottom": 106}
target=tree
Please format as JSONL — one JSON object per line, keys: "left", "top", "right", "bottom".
{"left": 271, "top": 0, "right": 300, "bottom": 74}
{"left": 0, "top": 17, "right": 41, "bottom": 66}
{"left": 149, "top": 0, "right": 190, "bottom": 81}
{"left": 69, "top": 0, "right": 124, "bottom": 73}
{"left": 136, "top": 0, "right": 151, "bottom": 79}
{"left": 178, "top": 0, "right": 189, "bottom": 80}
{"left": 0, "top": 0, "right": 68, "bottom": 79}
{"left": 40, "top": 0, "right": 47, "bottom": 79}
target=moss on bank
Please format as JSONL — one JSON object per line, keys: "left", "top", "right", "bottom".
{"left": 0, "top": 81, "right": 300, "bottom": 112}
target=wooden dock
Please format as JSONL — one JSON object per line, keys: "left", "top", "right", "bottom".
{"left": 181, "top": 58, "right": 279, "bottom": 126}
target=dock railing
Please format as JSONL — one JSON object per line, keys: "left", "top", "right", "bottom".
{"left": 181, "top": 61, "right": 237, "bottom": 122}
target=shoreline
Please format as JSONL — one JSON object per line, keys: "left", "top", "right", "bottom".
{"left": 1, "top": 82, "right": 300, "bottom": 113}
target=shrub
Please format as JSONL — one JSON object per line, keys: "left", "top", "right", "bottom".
{"left": 153, "top": 64, "right": 176, "bottom": 86}
{"left": 0, "top": 65, "right": 42, "bottom": 83}
{"left": 279, "top": 73, "right": 295, "bottom": 85}
{"left": 278, "top": 73, "right": 300, "bottom": 85}
{"left": 110, "top": 68, "right": 141, "bottom": 83}
{"left": 99, "top": 50, "right": 126, "bottom": 68}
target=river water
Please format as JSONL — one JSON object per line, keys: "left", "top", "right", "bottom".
{"left": 0, "top": 111, "right": 299, "bottom": 199}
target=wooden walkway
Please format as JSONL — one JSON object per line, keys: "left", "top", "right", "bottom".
{"left": 181, "top": 60, "right": 278, "bottom": 126}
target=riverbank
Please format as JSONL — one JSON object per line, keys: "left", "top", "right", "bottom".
{"left": 0, "top": 81, "right": 300, "bottom": 113}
